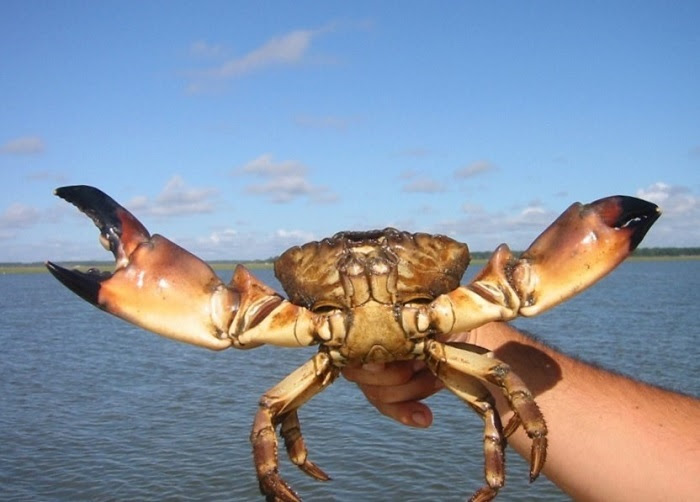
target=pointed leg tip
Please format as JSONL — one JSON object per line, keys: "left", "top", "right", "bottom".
{"left": 300, "top": 460, "right": 331, "bottom": 482}
{"left": 502, "top": 414, "right": 521, "bottom": 437}
{"left": 469, "top": 486, "right": 499, "bottom": 502}
{"left": 259, "top": 474, "right": 303, "bottom": 502}
{"left": 529, "top": 436, "right": 547, "bottom": 482}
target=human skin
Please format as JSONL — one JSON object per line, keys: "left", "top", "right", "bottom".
{"left": 342, "top": 322, "right": 700, "bottom": 501}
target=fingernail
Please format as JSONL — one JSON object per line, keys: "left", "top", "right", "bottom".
{"left": 362, "top": 362, "right": 385, "bottom": 373}
{"left": 411, "top": 411, "right": 430, "bottom": 427}
{"left": 412, "top": 360, "right": 426, "bottom": 372}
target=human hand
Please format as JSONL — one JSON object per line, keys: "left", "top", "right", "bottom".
{"left": 342, "top": 359, "right": 443, "bottom": 427}
{"left": 342, "top": 330, "right": 476, "bottom": 428}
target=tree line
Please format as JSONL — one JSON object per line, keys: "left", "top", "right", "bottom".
{"left": 631, "top": 247, "right": 700, "bottom": 257}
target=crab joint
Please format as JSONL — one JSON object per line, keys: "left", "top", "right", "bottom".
{"left": 313, "top": 311, "right": 347, "bottom": 346}
{"left": 400, "top": 296, "right": 456, "bottom": 338}
{"left": 202, "top": 286, "right": 237, "bottom": 344}
{"left": 400, "top": 307, "right": 431, "bottom": 337}
{"left": 234, "top": 301, "right": 319, "bottom": 348}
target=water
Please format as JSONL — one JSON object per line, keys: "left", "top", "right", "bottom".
{"left": 1, "top": 261, "right": 698, "bottom": 501}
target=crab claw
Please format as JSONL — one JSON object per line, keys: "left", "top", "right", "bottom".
{"left": 46, "top": 185, "right": 236, "bottom": 350}
{"left": 423, "top": 195, "right": 660, "bottom": 336}
{"left": 514, "top": 195, "right": 660, "bottom": 316}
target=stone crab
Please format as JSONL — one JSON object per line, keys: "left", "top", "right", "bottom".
{"left": 46, "top": 186, "right": 660, "bottom": 501}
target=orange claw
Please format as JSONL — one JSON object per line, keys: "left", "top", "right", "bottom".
{"left": 515, "top": 195, "right": 661, "bottom": 316}
{"left": 46, "top": 185, "right": 236, "bottom": 350}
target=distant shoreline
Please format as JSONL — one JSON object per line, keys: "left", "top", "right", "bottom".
{"left": 3, "top": 253, "right": 699, "bottom": 275}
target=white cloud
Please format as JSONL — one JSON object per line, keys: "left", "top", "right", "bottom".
{"left": 294, "top": 114, "right": 357, "bottom": 131}
{"left": 636, "top": 182, "right": 697, "bottom": 214}
{"left": 637, "top": 181, "right": 672, "bottom": 204}
{"left": 25, "top": 170, "right": 67, "bottom": 182}
{"left": 0, "top": 203, "right": 41, "bottom": 229}
{"left": 520, "top": 205, "right": 547, "bottom": 217}
{"left": 0, "top": 203, "right": 43, "bottom": 243}
{"left": 237, "top": 154, "right": 338, "bottom": 204}
{"left": 186, "top": 26, "right": 330, "bottom": 92}
{"left": 635, "top": 182, "right": 700, "bottom": 247}
{"left": 201, "top": 228, "right": 238, "bottom": 246}
{"left": 400, "top": 169, "right": 446, "bottom": 193}
{"left": 155, "top": 183, "right": 700, "bottom": 262}
{"left": 402, "top": 178, "right": 446, "bottom": 193}
{"left": 275, "top": 228, "right": 315, "bottom": 242}
{"left": 248, "top": 176, "right": 315, "bottom": 203}
{"left": 0, "top": 136, "right": 45, "bottom": 155}
{"left": 188, "top": 40, "right": 226, "bottom": 59}
{"left": 242, "top": 153, "right": 307, "bottom": 177}
{"left": 216, "top": 30, "right": 314, "bottom": 77}
{"left": 435, "top": 183, "right": 700, "bottom": 251}
{"left": 191, "top": 227, "right": 318, "bottom": 262}
{"left": 435, "top": 201, "right": 566, "bottom": 251}
{"left": 395, "top": 148, "right": 432, "bottom": 158}
{"left": 129, "top": 176, "right": 218, "bottom": 217}
{"left": 454, "top": 160, "right": 496, "bottom": 179}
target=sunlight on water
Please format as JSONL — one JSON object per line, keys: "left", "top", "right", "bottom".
{"left": 1, "top": 261, "right": 698, "bottom": 501}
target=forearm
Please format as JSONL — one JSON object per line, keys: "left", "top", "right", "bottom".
{"left": 474, "top": 322, "right": 700, "bottom": 501}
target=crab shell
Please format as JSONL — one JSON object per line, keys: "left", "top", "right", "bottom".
{"left": 46, "top": 186, "right": 660, "bottom": 502}
{"left": 276, "top": 228, "right": 470, "bottom": 308}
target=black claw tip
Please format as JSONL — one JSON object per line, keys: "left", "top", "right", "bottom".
{"left": 591, "top": 195, "right": 661, "bottom": 251}
{"left": 45, "top": 261, "right": 108, "bottom": 307}
{"left": 53, "top": 185, "right": 150, "bottom": 258}
{"left": 55, "top": 185, "right": 124, "bottom": 234}
{"left": 613, "top": 196, "right": 661, "bottom": 250}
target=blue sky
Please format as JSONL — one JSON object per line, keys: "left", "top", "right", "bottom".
{"left": 2, "top": 1, "right": 699, "bottom": 263}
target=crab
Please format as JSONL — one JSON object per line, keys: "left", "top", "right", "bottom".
{"left": 46, "top": 185, "right": 660, "bottom": 501}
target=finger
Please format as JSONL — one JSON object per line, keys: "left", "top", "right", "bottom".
{"left": 361, "top": 367, "right": 443, "bottom": 404}
{"left": 342, "top": 360, "right": 418, "bottom": 386}
{"left": 372, "top": 400, "right": 434, "bottom": 428}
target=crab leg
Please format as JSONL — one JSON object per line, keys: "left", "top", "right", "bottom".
{"left": 424, "top": 343, "right": 506, "bottom": 502}
{"left": 279, "top": 410, "right": 330, "bottom": 482}
{"left": 252, "top": 352, "right": 339, "bottom": 502}
{"left": 426, "top": 340, "right": 547, "bottom": 483}
{"left": 45, "top": 185, "right": 318, "bottom": 351}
